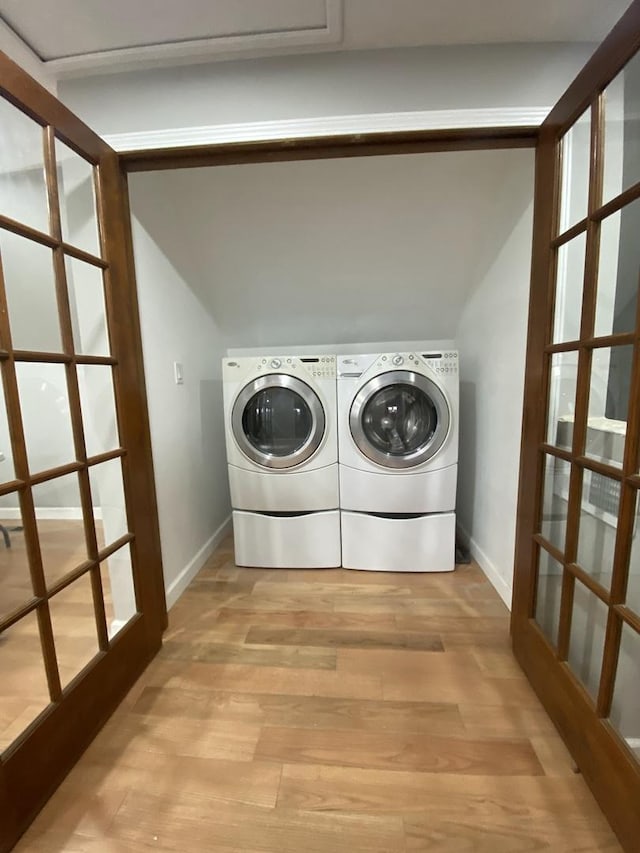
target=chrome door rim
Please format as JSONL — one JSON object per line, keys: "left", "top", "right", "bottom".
{"left": 349, "top": 370, "right": 450, "bottom": 469}
{"left": 232, "top": 373, "right": 326, "bottom": 469}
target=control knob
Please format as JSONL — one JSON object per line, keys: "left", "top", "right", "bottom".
{"left": 270, "top": 358, "right": 282, "bottom": 369}
{"left": 392, "top": 354, "right": 404, "bottom": 366}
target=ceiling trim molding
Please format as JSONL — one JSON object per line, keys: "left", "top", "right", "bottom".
{"left": 103, "top": 107, "right": 551, "bottom": 152}
{"left": 40, "top": 0, "right": 342, "bottom": 78}
{"left": 0, "top": 17, "right": 57, "bottom": 92}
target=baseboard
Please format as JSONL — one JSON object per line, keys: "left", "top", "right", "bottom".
{"left": 0, "top": 506, "right": 103, "bottom": 521}
{"left": 457, "top": 522, "right": 513, "bottom": 610}
{"left": 165, "top": 514, "right": 233, "bottom": 610}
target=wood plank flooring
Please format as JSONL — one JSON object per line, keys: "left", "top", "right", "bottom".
{"left": 13, "top": 536, "right": 621, "bottom": 852}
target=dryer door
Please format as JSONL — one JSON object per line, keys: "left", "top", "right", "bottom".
{"left": 232, "top": 374, "right": 326, "bottom": 469}
{"left": 350, "top": 370, "right": 450, "bottom": 469}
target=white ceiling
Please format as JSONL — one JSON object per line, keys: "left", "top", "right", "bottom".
{"left": 0, "top": 0, "right": 632, "bottom": 77}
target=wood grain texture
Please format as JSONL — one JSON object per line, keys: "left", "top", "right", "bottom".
{"left": 12, "top": 540, "right": 621, "bottom": 852}
{"left": 245, "top": 626, "right": 444, "bottom": 651}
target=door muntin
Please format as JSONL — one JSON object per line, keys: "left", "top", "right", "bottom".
{"left": 232, "top": 373, "right": 326, "bottom": 469}
{"left": 350, "top": 370, "right": 450, "bottom": 469}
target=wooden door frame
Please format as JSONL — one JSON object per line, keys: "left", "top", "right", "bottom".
{"left": 0, "top": 51, "right": 166, "bottom": 853}
{"left": 511, "top": 4, "right": 640, "bottom": 852}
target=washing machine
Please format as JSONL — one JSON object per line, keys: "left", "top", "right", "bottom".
{"left": 337, "top": 350, "right": 459, "bottom": 572}
{"left": 223, "top": 354, "right": 340, "bottom": 568}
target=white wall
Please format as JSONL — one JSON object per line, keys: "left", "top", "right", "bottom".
{"left": 0, "top": 19, "right": 57, "bottom": 94}
{"left": 125, "top": 151, "right": 532, "bottom": 347}
{"left": 128, "top": 174, "right": 231, "bottom": 606}
{"left": 58, "top": 43, "right": 595, "bottom": 136}
{"left": 456, "top": 157, "right": 535, "bottom": 607}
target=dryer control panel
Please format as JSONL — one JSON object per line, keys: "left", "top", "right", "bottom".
{"left": 421, "top": 351, "right": 459, "bottom": 375}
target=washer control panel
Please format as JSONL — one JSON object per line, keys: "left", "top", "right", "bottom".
{"left": 224, "top": 355, "right": 336, "bottom": 381}
{"left": 422, "top": 350, "right": 458, "bottom": 375}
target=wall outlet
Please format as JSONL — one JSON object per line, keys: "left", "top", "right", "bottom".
{"left": 173, "top": 362, "right": 184, "bottom": 385}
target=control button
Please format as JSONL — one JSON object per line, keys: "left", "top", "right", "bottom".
{"left": 262, "top": 359, "right": 267, "bottom": 364}
{"left": 392, "top": 354, "right": 404, "bottom": 366}
{"left": 287, "top": 358, "right": 292, "bottom": 363}
{"left": 270, "top": 358, "right": 282, "bottom": 369}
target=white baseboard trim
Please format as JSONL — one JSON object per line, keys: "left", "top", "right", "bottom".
{"left": 165, "top": 514, "right": 233, "bottom": 610}
{"left": 457, "top": 522, "right": 513, "bottom": 610}
{"left": 104, "top": 106, "right": 549, "bottom": 152}
{"left": 0, "top": 506, "right": 103, "bottom": 521}
{"left": 626, "top": 738, "right": 640, "bottom": 750}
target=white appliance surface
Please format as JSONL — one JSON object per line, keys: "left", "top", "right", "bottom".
{"left": 337, "top": 350, "right": 459, "bottom": 476}
{"left": 232, "top": 509, "right": 341, "bottom": 568}
{"left": 339, "top": 462, "right": 457, "bottom": 513}
{"left": 223, "top": 354, "right": 337, "bottom": 475}
{"left": 228, "top": 463, "right": 339, "bottom": 511}
{"left": 341, "top": 511, "right": 456, "bottom": 573}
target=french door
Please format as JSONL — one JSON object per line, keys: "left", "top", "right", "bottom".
{"left": 512, "top": 3, "right": 640, "bottom": 850}
{"left": 0, "top": 53, "right": 165, "bottom": 852}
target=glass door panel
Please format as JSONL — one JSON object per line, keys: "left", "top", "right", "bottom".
{"left": 609, "top": 622, "right": 640, "bottom": 763}
{"left": 0, "top": 612, "right": 51, "bottom": 753}
{"left": 534, "top": 546, "right": 564, "bottom": 647}
{"left": 552, "top": 233, "right": 587, "bottom": 343}
{"left": 602, "top": 51, "right": 640, "bottom": 205}
{"left": 584, "top": 346, "right": 633, "bottom": 467}
{"left": 48, "top": 573, "right": 101, "bottom": 689}
{"left": 559, "top": 108, "right": 591, "bottom": 233}
{"left": 100, "top": 543, "right": 138, "bottom": 640}
{"left": 567, "top": 581, "right": 609, "bottom": 701}
{"left": 0, "top": 98, "right": 49, "bottom": 234}
{"left": 0, "top": 500, "right": 29, "bottom": 622}
{"left": 539, "top": 454, "right": 571, "bottom": 552}
{"left": 65, "top": 257, "right": 110, "bottom": 357}
{"left": 0, "top": 231, "right": 62, "bottom": 353}
{"left": 594, "top": 201, "right": 640, "bottom": 338}
{"left": 546, "top": 351, "right": 579, "bottom": 448}
{"left": 575, "top": 472, "right": 620, "bottom": 590}
{"left": 56, "top": 139, "right": 101, "bottom": 258}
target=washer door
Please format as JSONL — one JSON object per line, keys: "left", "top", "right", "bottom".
{"left": 232, "top": 374, "right": 326, "bottom": 469}
{"left": 350, "top": 370, "right": 450, "bottom": 469}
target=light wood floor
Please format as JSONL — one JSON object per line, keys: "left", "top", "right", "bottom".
{"left": 13, "top": 537, "right": 621, "bottom": 852}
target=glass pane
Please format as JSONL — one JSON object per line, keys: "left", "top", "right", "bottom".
{"left": 602, "top": 51, "right": 640, "bottom": 205}
{"left": 534, "top": 547, "right": 564, "bottom": 648}
{"left": 48, "top": 572, "right": 99, "bottom": 688}
{"left": 56, "top": 139, "right": 101, "bottom": 258}
{"left": 609, "top": 622, "right": 640, "bottom": 763}
{"left": 0, "top": 610, "right": 51, "bottom": 753}
{"left": 625, "top": 492, "right": 640, "bottom": 616}
{"left": 243, "top": 387, "right": 312, "bottom": 456}
{"left": 575, "top": 471, "right": 620, "bottom": 591}
{"left": 16, "top": 362, "right": 75, "bottom": 473}
{"left": 585, "top": 346, "right": 633, "bottom": 467}
{"left": 0, "top": 498, "right": 30, "bottom": 622}
{"left": 0, "top": 230, "right": 62, "bottom": 352}
{"left": 539, "top": 455, "right": 571, "bottom": 553}
{"left": 31, "top": 474, "right": 88, "bottom": 589}
{"left": 567, "top": 580, "right": 608, "bottom": 701}
{"left": 100, "top": 543, "right": 137, "bottom": 639}
{"left": 594, "top": 200, "right": 640, "bottom": 338}
{"left": 77, "top": 365, "right": 119, "bottom": 458}
{"left": 0, "top": 372, "right": 16, "bottom": 482}
{"left": 0, "top": 97, "right": 49, "bottom": 233}
{"left": 546, "top": 351, "right": 578, "bottom": 449}
{"left": 553, "top": 233, "right": 586, "bottom": 343}
{"left": 559, "top": 108, "right": 591, "bottom": 233}
{"left": 66, "top": 257, "right": 110, "bottom": 357}
{"left": 363, "top": 385, "right": 437, "bottom": 455}
{"left": 90, "top": 458, "right": 128, "bottom": 550}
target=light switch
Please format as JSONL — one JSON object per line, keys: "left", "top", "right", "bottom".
{"left": 174, "top": 362, "right": 184, "bottom": 385}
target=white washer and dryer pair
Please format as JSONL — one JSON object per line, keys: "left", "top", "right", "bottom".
{"left": 222, "top": 354, "right": 341, "bottom": 568}
{"left": 223, "top": 348, "right": 459, "bottom": 572}
{"left": 338, "top": 350, "right": 459, "bottom": 572}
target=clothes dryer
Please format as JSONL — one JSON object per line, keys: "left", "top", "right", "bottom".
{"left": 223, "top": 354, "right": 340, "bottom": 568}
{"left": 337, "top": 350, "right": 459, "bottom": 572}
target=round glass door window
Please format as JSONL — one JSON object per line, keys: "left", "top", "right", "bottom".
{"left": 232, "top": 375, "right": 325, "bottom": 469}
{"left": 350, "top": 371, "right": 450, "bottom": 469}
